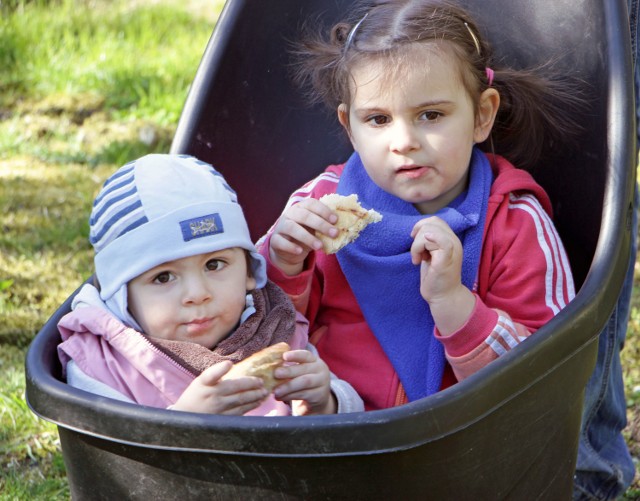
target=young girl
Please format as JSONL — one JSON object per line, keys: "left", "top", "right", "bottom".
{"left": 258, "top": 0, "right": 579, "bottom": 410}
{"left": 57, "top": 154, "right": 363, "bottom": 416}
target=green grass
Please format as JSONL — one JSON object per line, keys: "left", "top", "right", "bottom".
{"left": 0, "top": 159, "right": 114, "bottom": 346}
{"left": 0, "top": 0, "right": 220, "bottom": 497}
{"left": 0, "top": 0, "right": 638, "bottom": 498}
{"left": 1, "top": 346, "right": 68, "bottom": 499}
{"left": 0, "top": 0, "right": 215, "bottom": 123}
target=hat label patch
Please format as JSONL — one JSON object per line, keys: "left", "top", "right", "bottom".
{"left": 180, "top": 213, "right": 224, "bottom": 241}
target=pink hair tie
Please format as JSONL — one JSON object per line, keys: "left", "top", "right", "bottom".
{"left": 485, "top": 67, "right": 495, "bottom": 86}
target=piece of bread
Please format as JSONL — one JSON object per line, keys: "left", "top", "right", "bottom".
{"left": 222, "top": 342, "right": 290, "bottom": 392}
{"left": 316, "top": 194, "right": 382, "bottom": 254}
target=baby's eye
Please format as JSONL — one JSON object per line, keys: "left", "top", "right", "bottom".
{"left": 366, "top": 114, "right": 390, "bottom": 126}
{"left": 153, "top": 271, "right": 173, "bottom": 284}
{"left": 206, "top": 259, "right": 226, "bottom": 271}
{"left": 420, "top": 110, "right": 443, "bottom": 122}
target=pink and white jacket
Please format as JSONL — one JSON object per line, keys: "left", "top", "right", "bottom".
{"left": 57, "top": 284, "right": 364, "bottom": 415}
{"left": 257, "top": 154, "right": 575, "bottom": 410}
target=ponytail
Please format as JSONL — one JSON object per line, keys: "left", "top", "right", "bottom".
{"left": 485, "top": 66, "right": 587, "bottom": 171}
{"left": 290, "top": 0, "right": 589, "bottom": 172}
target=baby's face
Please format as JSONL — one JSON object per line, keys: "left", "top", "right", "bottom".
{"left": 127, "top": 248, "right": 256, "bottom": 348}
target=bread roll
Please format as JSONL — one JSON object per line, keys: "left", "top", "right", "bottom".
{"left": 222, "top": 342, "right": 290, "bottom": 391}
{"left": 316, "top": 194, "right": 382, "bottom": 254}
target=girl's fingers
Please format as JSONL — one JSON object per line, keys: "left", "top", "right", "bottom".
{"left": 410, "top": 216, "right": 461, "bottom": 265}
{"left": 297, "top": 198, "right": 339, "bottom": 225}
{"left": 275, "top": 208, "right": 338, "bottom": 251}
{"left": 410, "top": 231, "right": 440, "bottom": 264}
{"left": 280, "top": 219, "right": 325, "bottom": 251}
{"left": 269, "top": 233, "right": 305, "bottom": 256}
{"left": 289, "top": 199, "right": 337, "bottom": 225}
{"left": 411, "top": 215, "right": 442, "bottom": 237}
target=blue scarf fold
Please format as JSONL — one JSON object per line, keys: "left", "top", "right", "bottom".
{"left": 336, "top": 147, "right": 493, "bottom": 401}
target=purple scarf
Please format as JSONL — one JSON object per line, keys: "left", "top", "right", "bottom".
{"left": 336, "top": 147, "right": 492, "bottom": 401}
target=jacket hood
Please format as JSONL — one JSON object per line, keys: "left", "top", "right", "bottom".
{"left": 487, "top": 154, "right": 553, "bottom": 218}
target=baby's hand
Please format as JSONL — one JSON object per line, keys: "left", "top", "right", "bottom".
{"left": 410, "top": 217, "right": 475, "bottom": 335}
{"left": 172, "top": 361, "right": 269, "bottom": 415}
{"left": 272, "top": 349, "right": 336, "bottom": 415}
{"left": 269, "top": 199, "right": 338, "bottom": 276}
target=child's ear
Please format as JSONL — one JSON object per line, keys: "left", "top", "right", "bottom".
{"left": 246, "top": 275, "right": 257, "bottom": 292}
{"left": 474, "top": 88, "right": 500, "bottom": 143}
{"left": 337, "top": 104, "right": 355, "bottom": 146}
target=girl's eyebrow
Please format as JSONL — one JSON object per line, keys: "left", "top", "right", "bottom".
{"left": 352, "top": 107, "right": 385, "bottom": 118}
{"left": 415, "top": 99, "right": 455, "bottom": 107}
{"left": 354, "top": 99, "right": 454, "bottom": 115}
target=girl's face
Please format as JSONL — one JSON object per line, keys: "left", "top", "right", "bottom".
{"left": 127, "top": 248, "right": 256, "bottom": 349}
{"left": 339, "top": 46, "right": 498, "bottom": 214}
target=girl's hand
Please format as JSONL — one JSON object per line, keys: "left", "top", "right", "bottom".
{"left": 172, "top": 361, "right": 269, "bottom": 415}
{"left": 410, "top": 217, "right": 463, "bottom": 301}
{"left": 269, "top": 199, "right": 338, "bottom": 276}
{"left": 410, "top": 217, "right": 475, "bottom": 335}
{"left": 272, "top": 349, "right": 337, "bottom": 415}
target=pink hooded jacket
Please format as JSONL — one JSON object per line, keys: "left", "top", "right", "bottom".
{"left": 57, "top": 286, "right": 308, "bottom": 416}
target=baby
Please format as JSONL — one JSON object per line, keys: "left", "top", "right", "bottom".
{"left": 57, "top": 154, "right": 363, "bottom": 416}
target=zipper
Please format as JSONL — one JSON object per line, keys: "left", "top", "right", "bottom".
{"left": 394, "top": 382, "right": 408, "bottom": 406}
{"left": 136, "top": 332, "right": 198, "bottom": 378}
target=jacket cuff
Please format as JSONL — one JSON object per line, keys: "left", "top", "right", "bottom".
{"left": 330, "top": 378, "right": 365, "bottom": 414}
{"left": 434, "top": 295, "right": 498, "bottom": 357}
{"left": 264, "top": 248, "right": 316, "bottom": 297}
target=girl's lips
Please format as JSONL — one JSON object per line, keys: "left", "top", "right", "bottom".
{"left": 396, "top": 165, "right": 430, "bottom": 179}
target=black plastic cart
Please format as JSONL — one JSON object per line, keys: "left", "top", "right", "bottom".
{"left": 25, "top": 0, "right": 636, "bottom": 498}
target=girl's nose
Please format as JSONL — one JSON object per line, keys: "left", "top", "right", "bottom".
{"left": 389, "top": 121, "right": 420, "bottom": 155}
{"left": 182, "top": 275, "right": 212, "bottom": 305}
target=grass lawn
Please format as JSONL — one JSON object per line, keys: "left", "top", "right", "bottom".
{"left": 0, "top": 0, "right": 638, "bottom": 498}
{"left": 0, "top": 0, "right": 221, "bottom": 497}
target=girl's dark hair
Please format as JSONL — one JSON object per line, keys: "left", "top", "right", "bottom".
{"left": 292, "top": 0, "right": 586, "bottom": 171}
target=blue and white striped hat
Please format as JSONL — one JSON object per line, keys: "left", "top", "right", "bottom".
{"left": 90, "top": 154, "right": 266, "bottom": 316}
